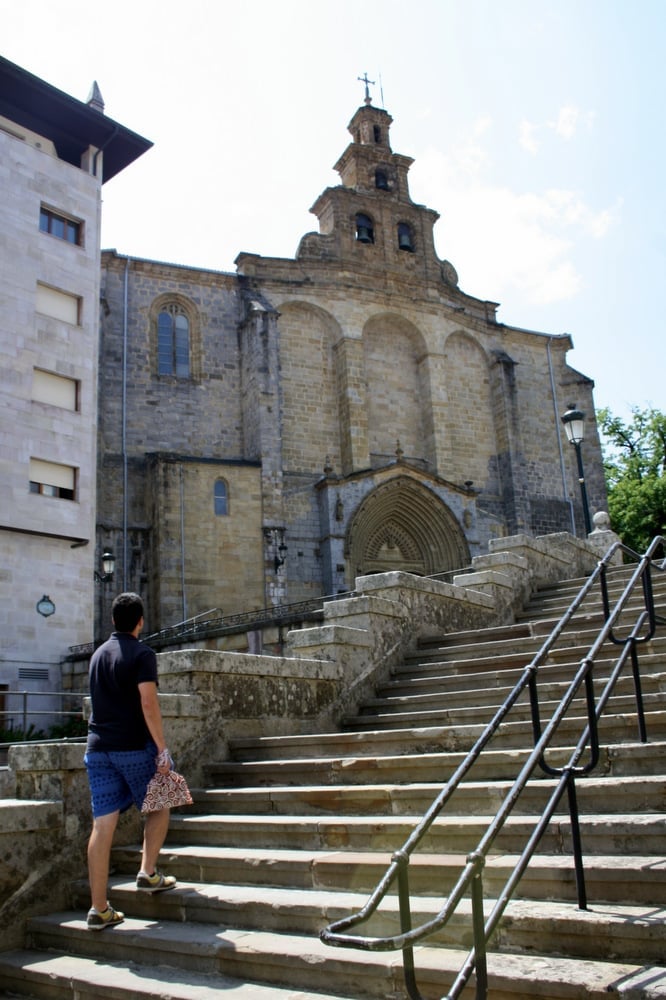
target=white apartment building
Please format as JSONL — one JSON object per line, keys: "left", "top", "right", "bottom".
{"left": 0, "top": 57, "right": 151, "bottom": 734}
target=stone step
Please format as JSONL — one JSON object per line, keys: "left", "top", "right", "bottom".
{"left": 208, "top": 738, "right": 666, "bottom": 787}
{"left": 523, "top": 576, "right": 666, "bottom": 601}
{"left": 411, "top": 632, "right": 578, "bottom": 665}
{"left": 525, "top": 566, "right": 666, "bottom": 597}
{"left": 416, "top": 621, "right": 534, "bottom": 650}
{"left": 378, "top": 653, "right": 666, "bottom": 707}
{"left": 344, "top": 690, "right": 666, "bottom": 730}
{"left": 107, "top": 844, "right": 666, "bottom": 905}
{"left": 63, "top": 877, "right": 666, "bottom": 965}
{"left": 181, "top": 774, "right": 666, "bottom": 819}
{"left": 0, "top": 950, "right": 351, "bottom": 1000}
{"left": 416, "top": 599, "right": 663, "bottom": 654}
{"left": 518, "top": 592, "right": 666, "bottom": 622}
{"left": 165, "top": 810, "right": 666, "bottom": 856}
{"left": 405, "top": 633, "right": 666, "bottom": 670}
{"left": 226, "top": 710, "right": 666, "bottom": 760}
{"left": 15, "top": 914, "right": 666, "bottom": 1000}
{"left": 524, "top": 573, "right": 666, "bottom": 602}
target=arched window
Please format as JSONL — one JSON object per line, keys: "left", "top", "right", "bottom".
{"left": 397, "top": 222, "right": 414, "bottom": 252}
{"left": 375, "top": 169, "right": 389, "bottom": 190}
{"left": 157, "top": 305, "right": 190, "bottom": 377}
{"left": 214, "top": 478, "right": 228, "bottom": 516}
{"left": 355, "top": 213, "right": 374, "bottom": 244}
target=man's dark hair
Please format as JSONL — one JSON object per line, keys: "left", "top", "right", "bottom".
{"left": 111, "top": 592, "right": 144, "bottom": 633}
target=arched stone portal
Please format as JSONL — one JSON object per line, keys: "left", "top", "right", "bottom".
{"left": 345, "top": 476, "right": 469, "bottom": 579}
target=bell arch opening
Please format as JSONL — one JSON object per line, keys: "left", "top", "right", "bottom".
{"left": 345, "top": 476, "right": 469, "bottom": 579}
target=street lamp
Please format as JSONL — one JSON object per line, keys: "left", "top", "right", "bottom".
{"left": 561, "top": 405, "right": 592, "bottom": 536}
{"left": 94, "top": 548, "right": 116, "bottom": 583}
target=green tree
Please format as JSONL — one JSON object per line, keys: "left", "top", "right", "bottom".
{"left": 598, "top": 406, "right": 666, "bottom": 554}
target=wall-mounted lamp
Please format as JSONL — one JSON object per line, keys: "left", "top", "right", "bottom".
{"left": 561, "top": 404, "right": 592, "bottom": 535}
{"left": 36, "top": 595, "right": 56, "bottom": 617}
{"left": 94, "top": 548, "right": 116, "bottom": 583}
{"left": 265, "top": 528, "right": 288, "bottom": 574}
{"left": 274, "top": 541, "right": 288, "bottom": 573}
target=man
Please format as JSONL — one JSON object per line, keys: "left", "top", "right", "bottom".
{"left": 84, "top": 592, "right": 176, "bottom": 930}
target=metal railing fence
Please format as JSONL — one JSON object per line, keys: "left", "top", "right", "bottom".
{"left": 320, "top": 537, "right": 666, "bottom": 1000}
{"left": 0, "top": 690, "right": 86, "bottom": 738}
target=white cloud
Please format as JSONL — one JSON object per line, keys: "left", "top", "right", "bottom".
{"left": 519, "top": 106, "right": 595, "bottom": 155}
{"left": 543, "top": 189, "right": 621, "bottom": 238}
{"left": 519, "top": 120, "right": 540, "bottom": 155}
{"left": 411, "top": 141, "right": 619, "bottom": 309}
{"left": 552, "top": 106, "right": 581, "bottom": 139}
{"left": 472, "top": 115, "right": 493, "bottom": 137}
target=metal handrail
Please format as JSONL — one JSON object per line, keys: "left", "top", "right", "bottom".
{"left": 320, "top": 537, "right": 666, "bottom": 1000}
{"left": 142, "top": 591, "right": 358, "bottom": 649}
{"left": 67, "top": 592, "right": 358, "bottom": 659}
{"left": 0, "top": 690, "right": 86, "bottom": 753}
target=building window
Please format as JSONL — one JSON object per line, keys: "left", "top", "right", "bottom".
{"left": 39, "top": 206, "right": 82, "bottom": 245}
{"left": 158, "top": 305, "right": 190, "bottom": 377}
{"left": 375, "top": 169, "right": 389, "bottom": 190}
{"left": 214, "top": 479, "right": 228, "bottom": 515}
{"left": 397, "top": 222, "right": 414, "bottom": 252}
{"left": 29, "top": 458, "right": 76, "bottom": 500}
{"left": 373, "top": 125, "right": 382, "bottom": 143}
{"left": 32, "top": 369, "right": 79, "bottom": 411}
{"left": 355, "top": 213, "right": 374, "bottom": 244}
{"left": 36, "top": 283, "right": 81, "bottom": 325}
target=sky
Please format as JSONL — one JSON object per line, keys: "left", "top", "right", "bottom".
{"left": 3, "top": 0, "right": 664, "bottom": 422}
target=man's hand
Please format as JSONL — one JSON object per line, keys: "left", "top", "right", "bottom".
{"left": 155, "top": 747, "right": 173, "bottom": 774}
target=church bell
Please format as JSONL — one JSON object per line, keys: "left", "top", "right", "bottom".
{"left": 398, "top": 225, "right": 413, "bottom": 251}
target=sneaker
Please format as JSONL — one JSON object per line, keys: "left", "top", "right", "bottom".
{"left": 136, "top": 869, "right": 177, "bottom": 893}
{"left": 87, "top": 904, "right": 124, "bottom": 931}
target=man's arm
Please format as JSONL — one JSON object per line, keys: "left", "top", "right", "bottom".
{"left": 138, "top": 681, "right": 170, "bottom": 773}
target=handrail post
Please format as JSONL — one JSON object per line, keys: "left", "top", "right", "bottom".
{"left": 396, "top": 852, "right": 422, "bottom": 1000}
{"left": 642, "top": 563, "right": 657, "bottom": 637}
{"left": 470, "top": 859, "right": 488, "bottom": 1000}
{"left": 629, "top": 639, "right": 648, "bottom": 742}
{"left": 21, "top": 690, "right": 28, "bottom": 732}
{"left": 566, "top": 773, "right": 587, "bottom": 910}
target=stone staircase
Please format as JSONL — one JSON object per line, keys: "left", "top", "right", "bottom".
{"left": 1, "top": 565, "right": 665, "bottom": 998}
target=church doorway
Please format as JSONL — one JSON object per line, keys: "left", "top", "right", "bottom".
{"left": 345, "top": 476, "right": 469, "bottom": 580}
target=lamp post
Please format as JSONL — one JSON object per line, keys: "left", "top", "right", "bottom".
{"left": 561, "top": 405, "right": 592, "bottom": 536}
{"left": 94, "top": 549, "right": 116, "bottom": 646}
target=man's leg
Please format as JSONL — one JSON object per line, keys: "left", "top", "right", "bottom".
{"left": 140, "top": 807, "right": 170, "bottom": 876}
{"left": 88, "top": 810, "right": 119, "bottom": 912}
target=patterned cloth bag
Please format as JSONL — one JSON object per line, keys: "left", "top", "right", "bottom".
{"left": 141, "top": 769, "right": 193, "bottom": 813}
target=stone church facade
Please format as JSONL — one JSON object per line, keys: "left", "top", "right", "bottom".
{"left": 97, "top": 99, "right": 606, "bottom": 637}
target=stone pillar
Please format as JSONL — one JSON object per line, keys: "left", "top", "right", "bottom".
{"left": 335, "top": 336, "right": 369, "bottom": 475}
{"left": 239, "top": 299, "right": 286, "bottom": 603}
{"left": 586, "top": 511, "right": 623, "bottom": 565}
{"left": 489, "top": 351, "right": 531, "bottom": 534}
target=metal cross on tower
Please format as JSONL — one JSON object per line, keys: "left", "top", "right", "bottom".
{"left": 357, "top": 72, "right": 375, "bottom": 105}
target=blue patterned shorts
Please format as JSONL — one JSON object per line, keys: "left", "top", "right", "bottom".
{"left": 84, "top": 744, "right": 156, "bottom": 818}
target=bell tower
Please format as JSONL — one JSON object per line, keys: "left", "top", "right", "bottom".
{"left": 334, "top": 104, "right": 414, "bottom": 202}
{"left": 300, "top": 83, "right": 446, "bottom": 286}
